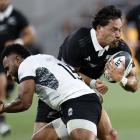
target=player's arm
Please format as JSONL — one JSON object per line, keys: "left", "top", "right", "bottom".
{"left": 74, "top": 66, "right": 108, "bottom": 94}
{"left": 16, "top": 10, "right": 36, "bottom": 46}
{"left": 5, "top": 25, "right": 36, "bottom": 47}
{"left": 20, "top": 25, "right": 36, "bottom": 46}
{"left": 5, "top": 10, "right": 36, "bottom": 46}
{"left": 0, "top": 79, "right": 35, "bottom": 113}
{"left": 120, "top": 66, "right": 138, "bottom": 92}
{"left": 105, "top": 59, "right": 138, "bottom": 92}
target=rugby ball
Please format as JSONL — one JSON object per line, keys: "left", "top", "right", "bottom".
{"left": 104, "top": 51, "right": 133, "bottom": 82}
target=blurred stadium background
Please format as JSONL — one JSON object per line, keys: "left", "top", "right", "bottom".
{"left": 1, "top": 0, "right": 140, "bottom": 139}
{"left": 12, "top": 0, "right": 140, "bottom": 56}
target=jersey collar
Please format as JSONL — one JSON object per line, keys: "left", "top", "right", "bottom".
{"left": 0, "top": 5, "right": 13, "bottom": 21}
{"left": 90, "top": 28, "right": 109, "bottom": 56}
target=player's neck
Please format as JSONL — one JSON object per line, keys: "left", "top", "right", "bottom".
{"left": 96, "top": 35, "right": 107, "bottom": 48}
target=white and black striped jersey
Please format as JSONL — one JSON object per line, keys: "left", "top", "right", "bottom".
{"left": 0, "top": 5, "right": 29, "bottom": 73}
{"left": 58, "top": 28, "right": 132, "bottom": 79}
{"left": 0, "top": 5, "right": 29, "bottom": 53}
{"left": 18, "top": 54, "right": 95, "bottom": 110}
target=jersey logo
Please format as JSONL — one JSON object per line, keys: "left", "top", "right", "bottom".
{"left": 84, "top": 56, "right": 91, "bottom": 61}
{"left": 88, "top": 63, "right": 97, "bottom": 68}
{"left": 106, "top": 55, "right": 111, "bottom": 60}
{"left": 68, "top": 108, "right": 73, "bottom": 116}
{"left": 8, "top": 17, "right": 17, "bottom": 25}
{"left": 0, "top": 25, "right": 7, "bottom": 31}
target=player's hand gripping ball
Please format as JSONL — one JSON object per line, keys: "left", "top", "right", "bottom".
{"left": 104, "top": 51, "right": 133, "bottom": 82}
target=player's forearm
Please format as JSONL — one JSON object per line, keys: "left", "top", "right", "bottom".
{"left": 21, "top": 26, "right": 36, "bottom": 46}
{"left": 78, "top": 72, "right": 92, "bottom": 86}
{"left": 2, "top": 98, "right": 31, "bottom": 113}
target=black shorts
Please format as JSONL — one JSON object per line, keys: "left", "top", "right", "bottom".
{"left": 60, "top": 93, "right": 102, "bottom": 125}
{"left": 35, "top": 99, "right": 60, "bottom": 123}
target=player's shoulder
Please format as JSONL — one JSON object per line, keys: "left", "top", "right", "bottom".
{"left": 12, "top": 8, "right": 27, "bottom": 20}
{"left": 12, "top": 8, "right": 22, "bottom": 16}
{"left": 110, "top": 39, "right": 132, "bottom": 55}
{"left": 76, "top": 27, "right": 90, "bottom": 35}
{"left": 69, "top": 27, "right": 90, "bottom": 38}
{"left": 117, "top": 40, "right": 132, "bottom": 54}
{"left": 25, "top": 54, "right": 55, "bottom": 62}
{"left": 19, "top": 55, "right": 34, "bottom": 68}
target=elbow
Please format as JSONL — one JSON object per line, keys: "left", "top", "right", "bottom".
{"left": 123, "top": 83, "right": 138, "bottom": 93}
{"left": 130, "top": 83, "right": 138, "bottom": 93}
{"left": 129, "top": 79, "right": 138, "bottom": 93}
{"left": 131, "top": 85, "right": 138, "bottom": 93}
{"left": 21, "top": 102, "right": 32, "bottom": 111}
{"left": 131, "top": 88, "right": 137, "bottom": 93}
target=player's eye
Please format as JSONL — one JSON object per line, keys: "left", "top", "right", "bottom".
{"left": 4, "top": 67, "right": 9, "bottom": 73}
{"left": 112, "top": 28, "right": 121, "bottom": 33}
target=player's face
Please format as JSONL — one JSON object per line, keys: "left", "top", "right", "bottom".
{"left": 98, "top": 18, "right": 123, "bottom": 46}
{"left": 3, "top": 54, "right": 20, "bottom": 80}
{"left": 0, "top": 0, "right": 10, "bottom": 11}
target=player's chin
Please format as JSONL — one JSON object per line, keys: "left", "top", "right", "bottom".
{"left": 110, "top": 40, "right": 119, "bottom": 47}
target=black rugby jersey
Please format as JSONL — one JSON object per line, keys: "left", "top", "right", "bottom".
{"left": 0, "top": 8, "right": 29, "bottom": 53}
{"left": 58, "top": 27, "right": 132, "bottom": 79}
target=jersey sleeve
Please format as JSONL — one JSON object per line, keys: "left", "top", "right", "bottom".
{"left": 59, "top": 29, "right": 85, "bottom": 67}
{"left": 18, "top": 60, "right": 36, "bottom": 83}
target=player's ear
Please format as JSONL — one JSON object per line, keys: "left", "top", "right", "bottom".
{"left": 15, "top": 55, "right": 22, "bottom": 64}
{"left": 96, "top": 25, "right": 102, "bottom": 31}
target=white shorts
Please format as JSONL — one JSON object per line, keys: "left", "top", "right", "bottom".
{"left": 52, "top": 118, "right": 97, "bottom": 138}
{"left": 52, "top": 118, "right": 69, "bottom": 140}
{"left": 67, "top": 119, "right": 97, "bottom": 136}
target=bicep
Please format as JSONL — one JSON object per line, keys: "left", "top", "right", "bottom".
{"left": 18, "top": 79, "right": 36, "bottom": 108}
{"left": 78, "top": 72, "right": 92, "bottom": 85}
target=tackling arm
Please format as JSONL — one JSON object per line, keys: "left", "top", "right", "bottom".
{"left": 76, "top": 69, "right": 108, "bottom": 95}
{"left": 5, "top": 25, "right": 36, "bottom": 47}
{"left": 20, "top": 25, "right": 36, "bottom": 46}
{"left": 0, "top": 79, "right": 35, "bottom": 113}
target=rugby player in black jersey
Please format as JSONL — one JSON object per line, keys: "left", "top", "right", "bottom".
{"left": 57, "top": 5, "right": 138, "bottom": 140}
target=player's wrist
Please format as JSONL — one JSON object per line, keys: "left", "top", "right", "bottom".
{"left": 120, "top": 76, "right": 128, "bottom": 87}
{"left": 14, "top": 38, "right": 24, "bottom": 45}
{"left": 90, "top": 79, "right": 96, "bottom": 89}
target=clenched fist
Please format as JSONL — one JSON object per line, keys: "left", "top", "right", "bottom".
{"left": 95, "top": 79, "right": 108, "bottom": 94}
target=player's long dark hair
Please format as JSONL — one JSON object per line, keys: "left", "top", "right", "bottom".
{"left": 1, "top": 44, "right": 31, "bottom": 61}
{"left": 92, "top": 5, "right": 122, "bottom": 29}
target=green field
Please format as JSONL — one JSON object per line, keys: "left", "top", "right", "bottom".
{"left": 1, "top": 75, "right": 140, "bottom": 140}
